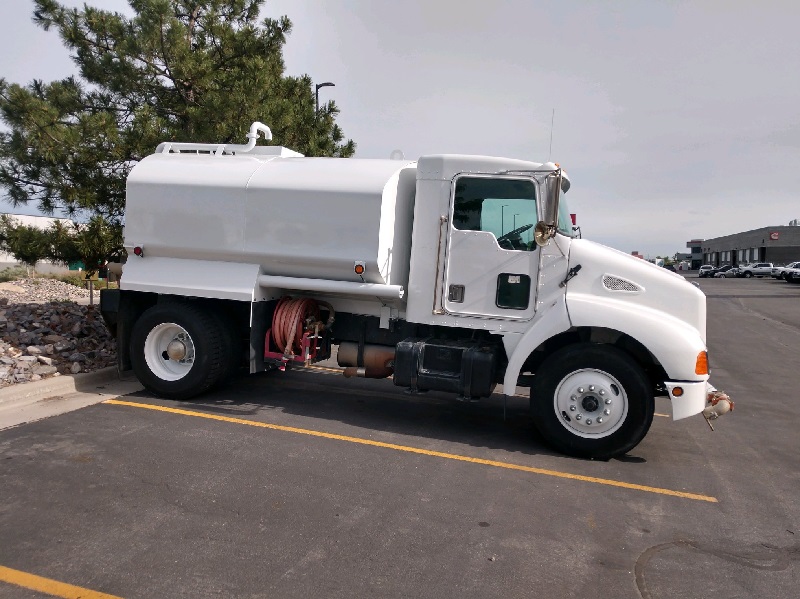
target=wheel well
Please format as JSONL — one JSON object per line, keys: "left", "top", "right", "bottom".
{"left": 519, "top": 327, "right": 668, "bottom": 389}
{"left": 115, "top": 291, "right": 250, "bottom": 371}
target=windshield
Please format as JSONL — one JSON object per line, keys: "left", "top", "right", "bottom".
{"left": 556, "top": 187, "right": 573, "bottom": 237}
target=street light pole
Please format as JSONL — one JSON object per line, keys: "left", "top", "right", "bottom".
{"left": 315, "top": 82, "right": 335, "bottom": 114}
{"left": 501, "top": 204, "right": 508, "bottom": 234}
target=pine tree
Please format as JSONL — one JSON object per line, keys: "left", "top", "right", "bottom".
{"left": 0, "top": 0, "right": 355, "bottom": 235}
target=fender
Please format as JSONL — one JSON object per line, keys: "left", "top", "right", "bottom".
{"left": 566, "top": 292, "right": 708, "bottom": 381}
{"left": 122, "top": 256, "right": 261, "bottom": 302}
{"left": 502, "top": 294, "right": 572, "bottom": 393}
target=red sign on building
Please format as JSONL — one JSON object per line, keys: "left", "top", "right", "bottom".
{"left": 770, "top": 231, "right": 780, "bottom": 240}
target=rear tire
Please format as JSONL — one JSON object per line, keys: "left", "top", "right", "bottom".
{"left": 530, "top": 344, "right": 654, "bottom": 459}
{"left": 131, "top": 303, "right": 231, "bottom": 400}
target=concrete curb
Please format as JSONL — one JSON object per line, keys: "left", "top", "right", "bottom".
{"left": 0, "top": 366, "right": 127, "bottom": 405}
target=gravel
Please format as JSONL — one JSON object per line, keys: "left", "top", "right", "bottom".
{"left": 0, "top": 278, "right": 92, "bottom": 303}
{"left": 0, "top": 279, "right": 115, "bottom": 387}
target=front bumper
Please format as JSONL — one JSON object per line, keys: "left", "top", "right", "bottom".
{"left": 664, "top": 380, "right": 729, "bottom": 420}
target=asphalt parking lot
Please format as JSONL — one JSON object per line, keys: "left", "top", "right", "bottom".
{"left": 1, "top": 275, "right": 798, "bottom": 598}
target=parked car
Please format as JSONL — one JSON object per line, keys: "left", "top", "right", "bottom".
{"left": 662, "top": 263, "right": 677, "bottom": 272}
{"left": 785, "top": 266, "right": 800, "bottom": 283}
{"left": 737, "top": 263, "right": 774, "bottom": 278}
{"left": 772, "top": 262, "right": 800, "bottom": 280}
{"left": 698, "top": 265, "right": 715, "bottom": 278}
{"left": 713, "top": 265, "right": 735, "bottom": 278}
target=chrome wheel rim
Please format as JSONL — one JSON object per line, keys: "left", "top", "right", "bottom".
{"left": 554, "top": 368, "right": 629, "bottom": 438}
{"left": 144, "top": 322, "right": 195, "bottom": 381}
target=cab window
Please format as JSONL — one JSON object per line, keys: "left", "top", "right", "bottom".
{"left": 452, "top": 176, "right": 537, "bottom": 251}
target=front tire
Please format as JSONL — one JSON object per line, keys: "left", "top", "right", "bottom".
{"left": 530, "top": 344, "right": 654, "bottom": 459}
{"left": 131, "top": 303, "right": 231, "bottom": 400}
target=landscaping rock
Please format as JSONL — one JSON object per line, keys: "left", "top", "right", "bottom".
{"left": 0, "top": 278, "right": 116, "bottom": 388}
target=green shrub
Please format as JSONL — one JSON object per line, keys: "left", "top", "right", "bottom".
{"left": 52, "top": 273, "right": 86, "bottom": 288}
{"left": 0, "top": 266, "right": 28, "bottom": 282}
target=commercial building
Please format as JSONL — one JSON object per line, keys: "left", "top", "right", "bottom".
{"left": 696, "top": 226, "right": 800, "bottom": 267}
{"left": 685, "top": 240, "right": 703, "bottom": 270}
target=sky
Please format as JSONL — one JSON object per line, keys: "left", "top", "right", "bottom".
{"left": 1, "top": 0, "right": 799, "bottom": 258}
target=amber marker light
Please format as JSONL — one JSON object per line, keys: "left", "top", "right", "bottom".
{"left": 354, "top": 264, "right": 365, "bottom": 275}
{"left": 672, "top": 387, "right": 684, "bottom": 397}
{"left": 695, "top": 351, "right": 709, "bottom": 375}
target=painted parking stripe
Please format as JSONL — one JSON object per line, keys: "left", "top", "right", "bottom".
{"left": 104, "top": 399, "right": 717, "bottom": 503}
{"left": 0, "top": 565, "right": 122, "bottom": 599}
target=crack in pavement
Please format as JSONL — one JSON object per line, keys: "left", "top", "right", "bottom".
{"left": 634, "top": 539, "right": 800, "bottom": 599}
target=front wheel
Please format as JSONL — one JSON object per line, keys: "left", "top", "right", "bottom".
{"left": 743, "top": 271, "right": 753, "bottom": 278}
{"left": 530, "top": 344, "right": 654, "bottom": 459}
{"left": 131, "top": 303, "right": 232, "bottom": 400}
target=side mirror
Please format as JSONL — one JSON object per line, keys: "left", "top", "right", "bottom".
{"left": 534, "top": 169, "right": 562, "bottom": 246}
{"left": 533, "top": 221, "right": 554, "bottom": 247}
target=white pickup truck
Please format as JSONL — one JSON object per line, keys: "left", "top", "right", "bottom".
{"left": 771, "top": 262, "right": 800, "bottom": 280}
{"left": 737, "top": 263, "right": 774, "bottom": 278}
{"left": 100, "top": 121, "right": 731, "bottom": 459}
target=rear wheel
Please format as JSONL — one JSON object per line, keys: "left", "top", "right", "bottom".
{"left": 131, "top": 303, "right": 231, "bottom": 400}
{"left": 530, "top": 344, "right": 654, "bottom": 459}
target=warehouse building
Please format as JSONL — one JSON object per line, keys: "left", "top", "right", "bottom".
{"left": 698, "top": 226, "right": 800, "bottom": 267}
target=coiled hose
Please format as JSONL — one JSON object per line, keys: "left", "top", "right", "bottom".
{"left": 271, "top": 297, "right": 334, "bottom": 356}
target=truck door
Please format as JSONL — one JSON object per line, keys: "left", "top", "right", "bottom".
{"left": 443, "top": 174, "right": 540, "bottom": 320}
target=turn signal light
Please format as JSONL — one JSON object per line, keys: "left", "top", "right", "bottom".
{"left": 354, "top": 262, "right": 365, "bottom": 275}
{"left": 672, "top": 387, "right": 684, "bottom": 397}
{"left": 695, "top": 351, "right": 709, "bottom": 375}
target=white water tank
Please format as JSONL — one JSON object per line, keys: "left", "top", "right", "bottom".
{"left": 125, "top": 152, "right": 418, "bottom": 287}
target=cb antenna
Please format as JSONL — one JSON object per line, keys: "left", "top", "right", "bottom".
{"left": 548, "top": 108, "right": 555, "bottom": 161}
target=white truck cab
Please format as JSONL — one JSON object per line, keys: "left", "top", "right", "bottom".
{"left": 101, "top": 122, "right": 731, "bottom": 459}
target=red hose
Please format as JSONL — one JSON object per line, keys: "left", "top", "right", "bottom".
{"left": 272, "top": 297, "right": 321, "bottom": 355}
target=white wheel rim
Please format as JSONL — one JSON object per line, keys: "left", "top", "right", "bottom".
{"left": 554, "top": 368, "right": 629, "bottom": 438}
{"left": 144, "top": 322, "right": 196, "bottom": 382}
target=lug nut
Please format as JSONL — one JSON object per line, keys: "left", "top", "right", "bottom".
{"left": 589, "top": 385, "right": 595, "bottom": 391}
{"left": 575, "top": 414, "right": 582, "bottom": 421}
{"left": 570, "top": 395, "right": 577, "bottom": 401}
{"left": 599, "top": 390, "right": 606, "bottom": 396}
{"left": 578, "top": 387, "right": 585, "bottom": 394}
{"left": 586, "top": 419, "right": 592, "bottom": 425}
{"left": 604, "top": 398, "right": 612, "bottom": 405}
{"left": 570, "top": 405, "right": 577, "bottom": 411}
{"left": 603, "top": 408, "right": 610, "bottom": 415}
{"left": 597, "top": 417, "right": 603, "bottom": 424}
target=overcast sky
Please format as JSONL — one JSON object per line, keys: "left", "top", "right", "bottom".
{"left": 2, "top": 0, "right": 798, "bottom": 257}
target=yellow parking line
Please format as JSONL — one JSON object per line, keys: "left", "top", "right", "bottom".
{"left": 0, "top": 565, "right": 122, "bottom": 599}
{"left": 307, "top": 365, "right": 344, "bottom": 373}
{"left": 104, "top": 399, "right": 717, "bottom": 503}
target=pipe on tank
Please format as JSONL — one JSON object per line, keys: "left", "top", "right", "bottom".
{"left": 338, "top": 342, "right": 395, "bottom": 379}
{"left": 155, "top": 121, "right": 273, "bottom": 155}
{"left": 258, "top": 275, "right": 404, "bottom": 300}
{"left": 226, "top": 121, "right": 273, "bottom": 154}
